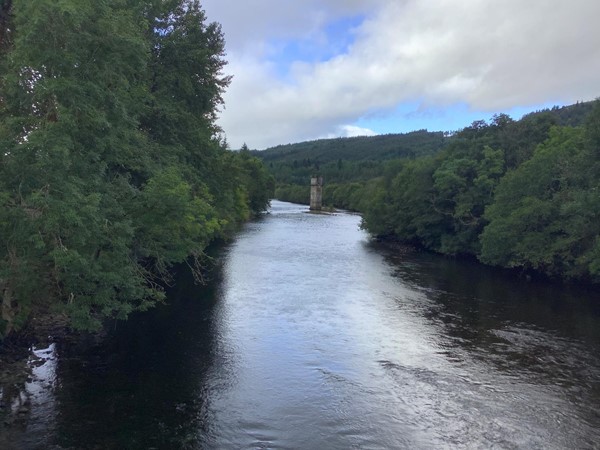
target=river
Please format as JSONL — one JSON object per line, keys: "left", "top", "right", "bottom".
{"left": 7, "top": 200, "right": 600, "bottom": 449}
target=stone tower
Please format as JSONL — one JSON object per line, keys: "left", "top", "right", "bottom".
{"left": 310, "top": 176, "right": 323, "bottom": 211}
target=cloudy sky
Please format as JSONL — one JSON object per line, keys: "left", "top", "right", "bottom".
{"left": 202, "top": 0, "right": 600, "bottom": 150}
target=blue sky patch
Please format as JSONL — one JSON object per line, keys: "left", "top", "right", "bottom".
{"left": 355, "top": 100, "right": 566, "bottom": 135}
{"left": 266, "top": 14, "right": 364, "bottom": 79}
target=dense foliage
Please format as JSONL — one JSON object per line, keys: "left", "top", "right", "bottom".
{"left": 257, "top": 130, "right": 447, "bottom": 163}
{"left": 266, "top": 130, "right": 448, "bottom": 209}
{"left": 265, "top": 101, "right": 600, "bottom": 284}
{"left": 260, "top": 130, "right": 447, "bottom": 187}
{"left": 363, "top": 102, "right": 600, "bottom": 282}
{"left": 0, "top": 0, "right": 273, "bottom": 338}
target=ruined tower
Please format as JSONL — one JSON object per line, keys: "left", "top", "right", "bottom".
{"left": 310, "top": 176, "right": 323, "bottom": 211}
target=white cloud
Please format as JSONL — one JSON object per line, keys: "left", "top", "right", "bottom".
{"left": 203, "top": 0, "right": 600, "bottom": 149}
{"left": 323, "top": 125, "right": 377, "bottom": 139}
{"left": 339, "top": 125, "right": 377, "bottom": 138}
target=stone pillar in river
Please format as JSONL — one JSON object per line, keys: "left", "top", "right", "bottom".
{"left": 310, "top": 176, "right": 323, "bottom": 211}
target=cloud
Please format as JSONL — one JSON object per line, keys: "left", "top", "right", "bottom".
{"left": 338, "top": 125, "right": 377, "bottom": 137}
{"left": 203, "top": 0, "right": 600, "bottom": 149}
{"left": 323, "top": 125, "right": 377, "bottom": 139}
{"left": 203, "top": 0, "right": 384, "bottom": 55}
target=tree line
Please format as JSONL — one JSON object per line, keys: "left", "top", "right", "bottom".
{"left": 0, "top": 0, "right": 274, "bottom": 339}
{"left": 256, "top": 129, "right": 447, "bottom": 164}
{"left": 267, "top": 101, "right": 600, "bottom": 284}
{"left": 268, "top": 129, "right": 447, "bottom": 203}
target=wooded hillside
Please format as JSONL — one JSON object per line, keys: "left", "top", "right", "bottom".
{"left": 255, "top": 129, "right": 447, "bottom": 163}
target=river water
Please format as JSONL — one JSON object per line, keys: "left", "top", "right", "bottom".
{"left": 7, "top": 200, "right": 600, "bottom": 449}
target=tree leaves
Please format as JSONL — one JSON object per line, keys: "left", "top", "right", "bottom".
{"left": 0, "top": 0, "right": 273, "bottom": 338}
{"left": 347, "top": 100, "right": 600, "bottom": 283}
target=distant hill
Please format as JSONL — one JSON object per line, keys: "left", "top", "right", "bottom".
{"left": 251, "top": 100, "right": 596, "bottom": 165}
{"left": 252, "top": 129, "right": 448, "bottom": 165}
{"left": 521, "top": 100, "right": 596, "bottom": 127}
{"left": 268, "top": 99, "right": 599, "bottom": 223}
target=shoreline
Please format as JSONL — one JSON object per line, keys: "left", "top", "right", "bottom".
{"left": 0, "top": 312, "right": 96, "bottom": 436}
{"left": 372, "top": 234, "right": 600, "bottom": 289}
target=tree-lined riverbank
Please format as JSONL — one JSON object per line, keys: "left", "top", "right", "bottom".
{"left": 267, "top": 101, "right": 600, "bottom": 284}
{"left": 0, "top": 0, "right": 274, "bottom": 340}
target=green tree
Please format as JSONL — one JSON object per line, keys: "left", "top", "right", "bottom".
{"left": 0, "top": 0, "right": 270, "bottom": 338}
{"left": 431, "top": 145, "right": 505, "bottom": 255}
{"left": 480, "top": 125, "right": 599, "bottom": 280}
{"left": 0, "top": 0, "right": 155, "bottom": 333}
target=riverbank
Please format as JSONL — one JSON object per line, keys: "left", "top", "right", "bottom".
{"left": 370, "top": 229, "right": 600, "bottom": 288}
{"left": 0, "top": 310, "right": 107, "bottom": 437}
{"left": 276, "top": 193, "right": 600, "bottom": 286}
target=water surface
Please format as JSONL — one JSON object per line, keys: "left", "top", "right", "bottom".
{"left": 9, "top": 200, "right": 600, "bottom": 449}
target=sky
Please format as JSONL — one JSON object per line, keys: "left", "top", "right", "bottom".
{"left": 202, "top": 0, "right": 600, "bottom": 150}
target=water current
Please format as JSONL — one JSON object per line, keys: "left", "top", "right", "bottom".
{"left": 6, "top": 200, "right": 600, "bottom": 449}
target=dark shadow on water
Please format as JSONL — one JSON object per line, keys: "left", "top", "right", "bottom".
{"left": 49, "top": 258, "right": 228, "bottom": 449}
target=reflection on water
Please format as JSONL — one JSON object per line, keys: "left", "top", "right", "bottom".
{"left": 6, "top": 200, "right": 600, "bottom": 449}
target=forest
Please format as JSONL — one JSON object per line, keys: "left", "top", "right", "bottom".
{"left": 266, "top": 101, "right": 600, "bottom": 284}
{"left": 0, "top": 0, "right": 274, "bottom": 339}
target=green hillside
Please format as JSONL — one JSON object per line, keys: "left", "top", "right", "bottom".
{"left": 254, "top": 101, "right": 594, "bottom": 167}
{"left": 256, "top": 101, "right": 596, "bottom": 188}
{"left": 253, "top": 129, "right": 447, "bottom": 165}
